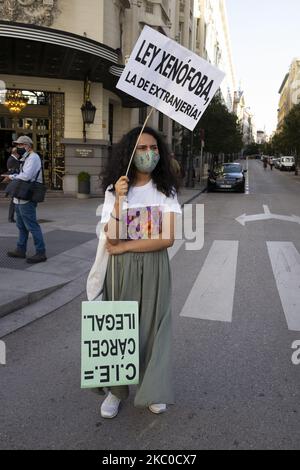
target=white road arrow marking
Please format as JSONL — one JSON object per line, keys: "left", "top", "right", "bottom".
{"left": 236, "top": 205, "right": 300, "bottom": 226}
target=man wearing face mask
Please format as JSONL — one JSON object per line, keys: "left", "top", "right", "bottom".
{"left": 2, "top": 136, "right": 47, "bottom": 264}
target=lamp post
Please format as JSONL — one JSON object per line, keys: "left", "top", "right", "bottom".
{"left": 81, "top": 79, "right": 97, "bottom": 143}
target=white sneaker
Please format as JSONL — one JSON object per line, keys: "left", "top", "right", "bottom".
{"left": 149, "top": 403, "right": 167, "bottom": 414}
{"left": 101, "top": 392, "right": 121, "bottom": 419}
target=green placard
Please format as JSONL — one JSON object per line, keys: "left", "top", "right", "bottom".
{"left": 81, "top": 301, "right": 139, "bottom": 389}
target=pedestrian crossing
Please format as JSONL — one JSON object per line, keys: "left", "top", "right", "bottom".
{"left": 180, "top": 241, "right": 238, "bottom": 323}
{"left": 267, "top": 242, "right": 300, "bottom": 332}
{"left": 178, "top": 240, "right": 300, "bottom": 332}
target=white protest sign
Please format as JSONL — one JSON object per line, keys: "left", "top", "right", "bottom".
{"left": 81, "top": 301, "right": 139, "bottom": 388}
{"left": 117, "top": 26, "right": 225, "bottom": 131}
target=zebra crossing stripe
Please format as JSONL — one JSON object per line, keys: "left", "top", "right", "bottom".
{"left": 267, "top": 242, "right": 300, "bottom": 331}
{"left": 180, "top": 241, "right": 239, "bottom": 322}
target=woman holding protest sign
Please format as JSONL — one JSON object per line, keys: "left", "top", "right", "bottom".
{"left": 98, "top": 126, "right": 181, "bottom": 418}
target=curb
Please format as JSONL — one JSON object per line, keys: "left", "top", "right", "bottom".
{"left": 0, "top": 282, "right": 68, "bottom": 319}
{"left": 180, "top": 186, "right": 207, "bottom": 207}
{"left": 0, "top": 273, "right": 87, "bottom": 338}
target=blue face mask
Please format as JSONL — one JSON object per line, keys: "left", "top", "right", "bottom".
{"left": 134, "top": 150, "right": 160, "bottom": 174}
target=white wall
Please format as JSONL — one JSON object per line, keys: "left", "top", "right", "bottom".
{"left": 52, "top": 0, "right": 104, "bottom": 42}
{"left": 103, "top": 0, "right": 122, "bottom": 50}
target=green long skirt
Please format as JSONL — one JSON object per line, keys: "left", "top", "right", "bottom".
{"left": 102, "top": 249, "right": 174, "bottom": 407}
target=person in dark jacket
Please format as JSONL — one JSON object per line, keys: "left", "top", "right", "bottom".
{"left": 6, "top": 147, "right": 21, "bottom": 223}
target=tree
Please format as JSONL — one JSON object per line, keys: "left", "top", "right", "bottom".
{"left": 269, "top": 104, "right": 300, "bottom": 158}
{"left": 193, "top": 94, "right": 243, "bottom": 157}
{"left": 281, "top": 103, "right": 300, "bottom": 155}
{"left": 270, "top": 132, "right": 287, "bottom": 155}
{"left": 244, "top": 143, "right": 261, "bottom": 156}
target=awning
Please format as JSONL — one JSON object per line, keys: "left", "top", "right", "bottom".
{"left": 0, "top": 21, "right": 145, "bottom": 108}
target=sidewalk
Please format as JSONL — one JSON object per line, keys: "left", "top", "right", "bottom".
{"left": 0, "top": 182, "right": 206, "bottom": 323}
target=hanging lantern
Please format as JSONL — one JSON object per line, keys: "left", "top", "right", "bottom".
{"left": 81, "top": 79, "right": 97, "bottom": 142}
{"left": 81, "top": 100, "right": 97, "bottom": 125}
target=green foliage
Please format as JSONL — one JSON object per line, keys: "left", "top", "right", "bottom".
{"left": 193, "top": 94, "right": 243, "bottom": 155}
{"left": 244, "top": 143, "right": 261, "bottom": 156}
{"left": 270, "top": 104, "right": 300, "bottom": 156}
{"left": 281, "top": 103, "right": 300, "bottom": 154}
{"left": 78, "top": 171, "right": 90, "bottom": 182}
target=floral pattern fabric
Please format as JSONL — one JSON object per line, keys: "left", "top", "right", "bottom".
{"left": 121, "top": 206, "right": 162, "bottom": 240}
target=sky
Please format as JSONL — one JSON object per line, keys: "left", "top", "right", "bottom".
{"left": 226, "top": 0, "right": 300, "bottom": 136}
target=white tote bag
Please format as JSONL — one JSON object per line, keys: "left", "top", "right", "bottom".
{"left": 86, "top": 228, "right": 109, "bottom": 301}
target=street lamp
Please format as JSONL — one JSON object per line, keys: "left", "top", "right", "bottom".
{"left": 81, "top": 79, "right": 97, "bottom": 143}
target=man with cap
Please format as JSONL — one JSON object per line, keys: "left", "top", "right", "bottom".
{"left": 1, "top": 136, "right": 47, "bottom": 264}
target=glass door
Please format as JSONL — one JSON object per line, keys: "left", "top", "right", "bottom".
{"left": 0, "top": 90, "right": 64, "bottom": 190}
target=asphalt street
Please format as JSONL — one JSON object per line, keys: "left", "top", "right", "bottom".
{"left": 1, "top": 159, "right": 300, "bottom": 450}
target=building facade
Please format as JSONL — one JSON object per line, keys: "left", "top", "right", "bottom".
{"left": 0, "top": 0, "right": 237, "bottom": 195}
{"left": 196, "top": 0, "right": 236, "bottom": 112}
{"left": 0, "top": 0, "right": 180, "bottom": 195}
{"left": 233, "top": 90, "right": 255, "bottom": 146}
{"left": 0, "top": 0, "right": 139, "bottom": 195}
{"left": 278, "top": 58, "right": 300, "bottom": 129}
{"left": 256, "top": 130, "right": 267, "bottom": 145}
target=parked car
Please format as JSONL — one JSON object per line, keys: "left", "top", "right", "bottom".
{"left": 279, "top": 156, "right": 295, "bottom": 171}
{"left": 207, "top": 163, "right": 247, "bottom": 193}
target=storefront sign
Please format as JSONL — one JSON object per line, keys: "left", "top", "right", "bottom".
{"left": 75, "top": 148, "right": 94, "bottom": 158}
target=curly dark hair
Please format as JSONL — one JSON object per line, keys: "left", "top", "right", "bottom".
{"left": 101, "top": 126, "right": 181, "bottom": 197}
